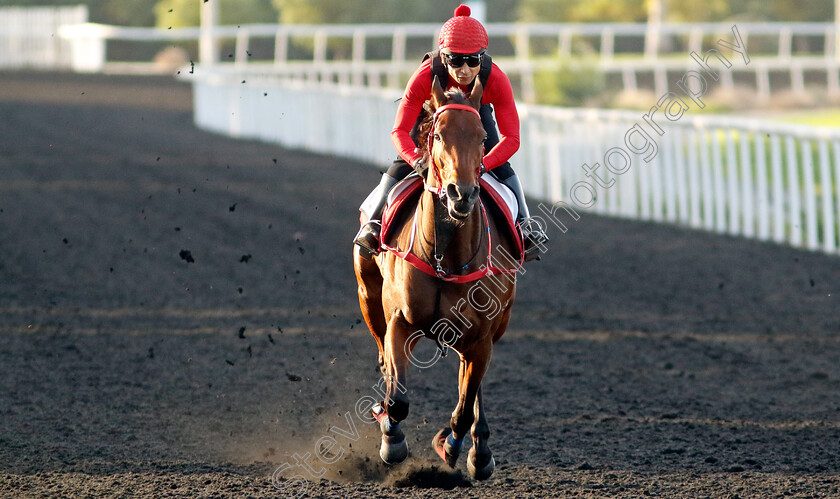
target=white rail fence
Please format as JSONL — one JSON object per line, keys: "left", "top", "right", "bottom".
{"left": 187, "top": 68, "right": 840, "bottom": 256}
{"left": 520, "top": 107, "right": 840, "bottom": 254}
{"left": 0, "top": 5, "right": 87, "bottom": 70}
{"left": 56, "top": 21, "right": 840, "bottom": 103}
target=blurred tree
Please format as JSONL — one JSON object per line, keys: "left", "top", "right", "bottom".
{"left": 3, "top": 0, "right": 832, "bottom": 27}
{"left": 573, "top": 0, "right": 646, "bottom": 22}
{"left": 271, "top": 0, "right": 521, "bottom": 24}
{"left": 0, "top": 0, "right": 156, "bottom": 26}
{"left": 272, "top": 0, "right": 424, "bottom": 24}
{"left": 101, "top": 0, "right": 156, "bottom": 26}
{"left": 518, "top": 0, "right": 645, "bottom": 23}
{"left": 516, "top": 0, "right": 833, "bottom": 23}
{"left": 667, "top": 0, "right": 730, "bottom": 22}
{"left": 154, "top": 0, "right": 278, "bottom": 28}
{"left": 729, "top": 0, "right": 832, "bottom": 22}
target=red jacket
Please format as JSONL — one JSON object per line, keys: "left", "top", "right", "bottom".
{"left": 391, "top": 58, "right": 520, "bottom": 171}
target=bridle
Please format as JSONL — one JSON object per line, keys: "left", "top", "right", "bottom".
{"left": 419, "top": 102, "right": 494, "bottom": 280}
{"left": 424, "top": 103, "right": 483, "bottom": 197}
{"left": 379, "top": 99, "right": 523, "bottom": 284}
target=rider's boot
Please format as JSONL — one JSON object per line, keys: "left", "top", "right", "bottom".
{"left": 498, "top": 173, "right": 549, "bottom": 261}
{"left": 354, "top": 173, "right": 400, "bottom": 259}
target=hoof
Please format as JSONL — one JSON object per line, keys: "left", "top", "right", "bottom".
{"left": 374, "top": 403, "right": 407, "bottom": 465}
{"left": 432, "top": 428, "right": 461, "bottom": 468}
{"left": 379, "top": 433, "right": 408, "bottom": 465}
{"left": 467, "top": 447, "right": 495, "bottom": 480}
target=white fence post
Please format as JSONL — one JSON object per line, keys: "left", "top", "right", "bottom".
{"left": 200, "top": 0, "right": 219, "bottom": 65}
{"left": 799, "top": 140, "right": 819, "bottom": 250}
{"left": 725, "top": 130, "right": 741, "bottom": 236}
{"left": 59, "top": 23, "right": 107, "bottom": 72}
{"left": 739, "top": 129, "right": 754, "bottom": 238}
{"left": 754, "top": 132, "right": 770, "bottom": 240}
{"left": 818, "top": 140, "right": 836, "bottom": 252}
{"left": 786, "top": 136, "right": 802, "bottom": 247}
{"left": 769, "top": 135, "right": 785, "bottom": 243}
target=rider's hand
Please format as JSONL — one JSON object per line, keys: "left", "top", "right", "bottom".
{"left": 413, "top": 157, "right": 429, "bottom": 176}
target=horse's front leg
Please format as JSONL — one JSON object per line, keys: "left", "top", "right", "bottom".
{"left": 374, "top": 313, "right": 414, "bottom": 464}
{"left": 468, "top": 386, "right": 495, "bottom": 479}
{"left": 433, "top": 342, "right": 491, "bottom": 469}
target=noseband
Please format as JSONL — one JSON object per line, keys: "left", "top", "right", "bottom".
{"left": 425, "top": 103, "right": 482, "bottom": 196}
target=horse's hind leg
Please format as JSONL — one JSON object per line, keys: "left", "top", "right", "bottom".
{"left": 374, "top": 313, "right": 415, "bottom": 464}
{"left": 354, "top": 249, "right": 387, "bottom": 373}
{"left": 468, "top": 386, "right": 495, "bottom": 479}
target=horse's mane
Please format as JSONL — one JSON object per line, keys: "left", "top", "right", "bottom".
{"left": 414, "top": 88, "right": 472, "bottom": 159}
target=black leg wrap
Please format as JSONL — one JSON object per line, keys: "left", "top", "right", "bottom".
{"left": 386, "top": 397, "right": 409, "bottom": 423}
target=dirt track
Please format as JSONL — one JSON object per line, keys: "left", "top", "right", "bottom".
{"left": 1, "top": 71, "right": 840, "bottom": 498}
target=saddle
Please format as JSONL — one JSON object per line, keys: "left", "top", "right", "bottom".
{"left": 378, "top": 176, "right": 525, "bottom": 275}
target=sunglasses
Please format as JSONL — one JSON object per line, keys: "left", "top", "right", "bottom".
{"left": 443, "top": 51, "right": 484, "bottom": 68}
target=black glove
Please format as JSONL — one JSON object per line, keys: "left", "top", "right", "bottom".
{"left": 413, "top": 157, "right": 429, "bottom": 177}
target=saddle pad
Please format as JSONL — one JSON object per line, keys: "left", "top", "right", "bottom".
{"left": 379, "top": 175, "right": 523, "bottom": 260}
{"left": 387, "top": 174, "right": 422, "bottom": 206}
{"left": 480, "top": 174, "right": 518, "bottom": 222}
{"left": 379, "top": 176, "right": 423, "bottom": 245}
{"left": 479, "top": 176, "right": 524, "bottom": 259}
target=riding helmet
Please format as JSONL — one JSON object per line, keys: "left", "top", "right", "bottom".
{"left": 438, "top": 5, "right": 488, "bottom": 54}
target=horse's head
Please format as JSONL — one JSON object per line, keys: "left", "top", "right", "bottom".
{"left": 425, "top": 76, "right": 486, "bottom": 221}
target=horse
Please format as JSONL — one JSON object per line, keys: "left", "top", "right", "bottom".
{"left": 353, "top": 76, "right": 521, "bottom": 480}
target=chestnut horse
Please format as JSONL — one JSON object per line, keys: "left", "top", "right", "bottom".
{"left": 353, "top": 76, "right": 520, "bottom": 480}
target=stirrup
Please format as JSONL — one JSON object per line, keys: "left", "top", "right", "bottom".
{"left": 354, "top": 220, "right": 382, "bottom": 259}
{"left": 519, "top": 217, "right": 548, "bottom": 262}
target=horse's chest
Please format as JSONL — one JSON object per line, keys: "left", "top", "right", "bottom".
{"left": 383, "top": 269, "right": 512, "bottom": 333}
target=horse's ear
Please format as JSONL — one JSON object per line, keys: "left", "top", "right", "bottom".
{"left": 431, "top": 75, "right": 446, "bottom": 110}
{"left": 468, "top": 79, "right": 483, "bottom": 110}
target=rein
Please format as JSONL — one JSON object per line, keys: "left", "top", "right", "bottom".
{"left": 379, "top": 102, "right": 523, "bottom": 284}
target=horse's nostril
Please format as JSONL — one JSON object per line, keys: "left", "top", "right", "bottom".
{"left": 470, "top": 185, "right": 480, "bottom": 201}
{"left": 446, "top": 184, "right": 460, "bottom": 200}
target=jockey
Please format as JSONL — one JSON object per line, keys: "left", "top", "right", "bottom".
{"left": 354, "top": 4, "right": 549, "bottom": 260}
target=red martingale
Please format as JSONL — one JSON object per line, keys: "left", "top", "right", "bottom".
{"left": 378, "top": 177, "right": 524, "bottom": 283}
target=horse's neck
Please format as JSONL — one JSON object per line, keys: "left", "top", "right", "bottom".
{"left": 416, "top": 190, "right": 482, "bottom": 271}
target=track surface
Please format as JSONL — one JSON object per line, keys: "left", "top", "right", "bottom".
{"left": 1, "top": 72, "right": 840, "bottom": 498}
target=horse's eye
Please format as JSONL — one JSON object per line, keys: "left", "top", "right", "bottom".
{"left": 482, "top": 135, "right": 487, "bottom": 142}
{"left": 433, "top": 133, "right": 441, "bottom": 141}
